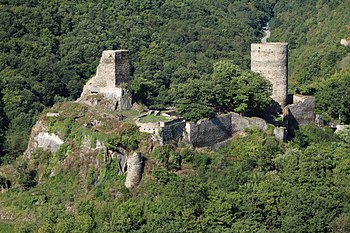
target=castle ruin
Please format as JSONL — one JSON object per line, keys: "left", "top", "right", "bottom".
{"left": 251, "top": 43, "right": 288, "bottom": 108}
{"left": 77, "top": 50, "right": 132, "bottom": 111}
{"left": 251, "top": 42, "right": 315, "bottom": 137}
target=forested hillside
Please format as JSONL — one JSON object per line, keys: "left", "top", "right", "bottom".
{"left": 0, "top": 0, "right": 274, "bottom": 161}
{"left": 271, "top": 0, "right": 350, "bottom": 87}
{"left": 1, "top": 0, "right": 350, "bottom": 232}
{"left": 1, "top": 123, "right": 350, "bottom": 232}
{"left": 270, "top": 0, "right": 350, "bottom": 123}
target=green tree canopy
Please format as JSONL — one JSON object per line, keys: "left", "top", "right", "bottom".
{"left": 171, "top": 61, "right": 272, "bottom": 121}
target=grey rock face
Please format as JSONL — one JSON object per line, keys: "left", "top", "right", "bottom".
{"left": 274, "top": 127, "right": 287, "bottom": 142}
{"left": 285, "top": 95, "right": 315, "bottom": 131}
{"left": 335, "top": 125, "right": 350, "bottom": 134}
{"left": 35, "top": 132, "right": 64, "bottom": 154}
{"left": 24, "top": 119, "right": 64, "bottom": 158}
{"left": 125, "top": 152, "right": 143, "bottom": 189}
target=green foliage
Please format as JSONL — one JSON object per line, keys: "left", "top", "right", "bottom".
{"left": 152, "top": 145, "right": 183, "bottom": 171}
{"left": 54, "top": 144, "right": 71, "bottom": 162}
{"left": 15, "top": 160, "right": 37, "bottom": 190}
{"left": 139, "top": 114, "right": 168, "bottom": 123}
{"left": 171, "top": 61, "right": 272, "bottom": 121}
{"left": 106, "top": 125, "right": 143, "bottom": 151}
{"left": 48, "top": 117, "right": 75, "bottom": 139}
{"left": 316, "top": 71, "right": 350, "bottom": 123}
{"left": 292, "top": 124, "right": 338, "bottom": 148}
{"left": 0, "top": 223, "right": 14, "bottom": 233}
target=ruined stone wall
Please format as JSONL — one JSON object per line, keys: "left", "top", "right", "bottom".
{"left": 185, "top": 113, "right": 269, "bottom": 148}
{"left": 185, "top": 114, "right": 232, "bottom": 148}
{"left": 77, "top": 50, "right": 132, "bottom": 111}
{"left": 160, "top": 119, "right": 186, "bottom": 144}
{"left": 231, "top": 113, "right": 268, "bottom": 133}
{"left": 251, "top": 43, "right": 288, "bottom": 108}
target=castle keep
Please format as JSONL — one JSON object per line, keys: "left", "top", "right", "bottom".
{"left": 77, "top": 50, "right": 132, "bottom": 111}
{"left": 251, "top": 43, "right": 288, "bottom": 108}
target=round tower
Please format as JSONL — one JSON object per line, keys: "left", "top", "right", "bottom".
{"left": 251, "top": 43, "right": 288, "bottom": 108}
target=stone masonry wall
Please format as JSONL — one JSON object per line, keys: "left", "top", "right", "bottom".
{"left": 251, "top": 43, "right": 288, "bottom": 108}
{"left": 77, "top": 50, "right": 132, "bottom": 111}
{"left": 185, "top": 114, "right": 232, "bottom": 148}
{"left": 185, "top": 113, "right": 268, "bottom": 148}
{"left": 160, "top": 119, "right": 186, "bottom": 145}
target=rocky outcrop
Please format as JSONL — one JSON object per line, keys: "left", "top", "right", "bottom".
{"left": 340, "top": 39, "right": 349, "bottom": 47}
{"left": 77, "top": 50, "right": 132, "bottom": 112}
{"left": 125, "top": 152, "right": 143, "bottom": 189}
{"left": 334, "top": 125, "right": 350, "bottom": 134}
{"left": 285, "top": 94, "right": 315, "bottom": 131}
{"left": 24, "top": 119, "right": 64, "bottom": 158}
{"left": 274, "top": 127, "right": 287, "bottom": 142}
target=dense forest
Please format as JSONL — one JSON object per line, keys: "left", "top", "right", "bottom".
{"left": 1, "top": 0, "right": 350, "bottom": 232}
{"left": 0, "top": 0, "right": 275, "bottom": 161}
{"left": 270, "top": 0, "right": 350, "bottom": 123}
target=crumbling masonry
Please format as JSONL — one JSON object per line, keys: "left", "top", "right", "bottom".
{"left": 77, "top": 50, "right": 132, "bottom": 111}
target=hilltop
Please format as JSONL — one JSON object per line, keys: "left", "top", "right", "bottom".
{"left": 1, "top": 0, "right": 350, "bottom": 232}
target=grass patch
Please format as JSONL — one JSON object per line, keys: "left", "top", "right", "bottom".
{"left": 0, "top": 223, "right": 14, "bottom": 233}
{"left": 139, "top": 115, "right": 168, "bottom": 123}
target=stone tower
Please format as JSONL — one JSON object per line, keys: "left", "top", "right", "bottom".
{"left": 251, "top": 43, "right": 288, "bottom": 108}
{"left": 93, "top": 50, "right": 129, "bottom": 87}
{"left": 77, "top": 50, "right": 132, "bottom": 111}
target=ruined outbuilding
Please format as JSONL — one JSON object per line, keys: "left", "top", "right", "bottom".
{"left": 77, "top": 50, "right": 132, "bottom": 112}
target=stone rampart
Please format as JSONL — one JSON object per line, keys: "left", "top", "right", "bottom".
{"left": 160, "top": 119, "right": 186, "bottom": 144}
{"left": 185, "top": 113, "right": 268, "bottom": 147}
{"left": 186, "top": 114, "right": 232, "bottom": 148}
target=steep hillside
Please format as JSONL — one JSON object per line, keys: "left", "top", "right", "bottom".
{"left": 0, "top": 0, "right": 275, "bottom": 160}
{"left": 270, "top": 0, "right": 350, "bottom": 92}
{"left": 1, "top": 1, "right": 350, "bottom": 232}
{"left": 1, "top": 114, "right": 350, "bottom": 232}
